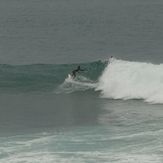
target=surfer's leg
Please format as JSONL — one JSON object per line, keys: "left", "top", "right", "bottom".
{"left": 72, "top": 74, "right": 76, "bottom": 78}
{"left": 72, "top": 71, "right": 76, "bottom": 78}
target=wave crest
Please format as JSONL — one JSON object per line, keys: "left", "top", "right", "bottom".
{"left": 97, "top": 58, "right": 163, "bottom": 104}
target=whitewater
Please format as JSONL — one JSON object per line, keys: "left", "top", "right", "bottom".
{"left": 56, "top": 58, "right": 163, "bottom": 104}
{"left": 1, "top": 59, "right": 163, "bottom": 163}
{"left": 97, "top": 58, "right": 163, "bottom": 104}
{"left": 0, "top": 58, "right": 163, "bottom": 104}
{"left": 0, "top": 58, "right": 163, "bottom": 163}
{"left": 1, "top": 0, "right": 163, "bottom": 162}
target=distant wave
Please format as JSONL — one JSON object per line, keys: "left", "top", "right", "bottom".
{"left": 96, "top": 58, "right": 163, "bottom": 104}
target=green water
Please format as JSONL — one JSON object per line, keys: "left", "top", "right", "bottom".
{"left": 0, "top": 0, "right": 163, "bottom": 162}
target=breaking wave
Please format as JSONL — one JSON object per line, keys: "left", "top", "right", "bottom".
{"left": 0, "top": 58, "right": 163, "bottom": 104}
{"left": 97, "top": 58, "right": 163, "bottom": 104}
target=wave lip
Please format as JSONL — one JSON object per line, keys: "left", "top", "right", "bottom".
{"left": 96, "top": 58, "right": 163, "bottom": 104}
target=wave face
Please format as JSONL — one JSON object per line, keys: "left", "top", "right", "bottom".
{"left": 97, "top": 58, "right": 163, "bottom": 104}
{"left": 1, "top": 59, "right": 163, "bottom": 104}
{"left": 0, "top": 61, "right": 106, "bottom": 92}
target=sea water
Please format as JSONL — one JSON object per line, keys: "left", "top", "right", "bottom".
{"left": 0, "top": 0, "right": 163, "bottom": 163}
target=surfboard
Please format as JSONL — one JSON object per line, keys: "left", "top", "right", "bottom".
{"left": 68, "top": 74, "right": 73, "bottom": 79}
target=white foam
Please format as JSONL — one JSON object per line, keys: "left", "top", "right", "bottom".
{"left": 0, "top": 151, "right": 162, "bottom": 163}
{"left": 96, "top": 58, "right": 163, "bottom": 104}
{"left": 56, "top": 75, "right": 97, "bottom": 93}
{"left": 0, "top": 132, "right": 162, "bottom": 163}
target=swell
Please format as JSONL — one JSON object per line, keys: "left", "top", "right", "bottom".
{"left": 0, "top": 61, "right": 106, "bottom": 92}
{"left": 1, "top": 58, "right": 163, "bottom": 104}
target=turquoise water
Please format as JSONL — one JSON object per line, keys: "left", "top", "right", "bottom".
{"left": 0, "top": 95, "right": 163, "bottom": 162}
{"left": 0, "top": 0, "right": 163, "bottom": 162}
{"left": 0, "top": 59, "right": 163, "bottom": 162}
{"left": 0, "top": 61, "right": 105, "bottom": 92}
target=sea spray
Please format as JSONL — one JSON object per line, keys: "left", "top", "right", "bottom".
{"left": 56, "top": 75, "right": 97, "bottom": 94}
{"left": 97, "top": 58, "right": 163, "bottom": 104}
{"left": 1, "top": 59, "right": 163, "bottom": 104}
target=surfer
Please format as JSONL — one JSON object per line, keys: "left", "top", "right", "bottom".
{"left": 71, "top": 66, "right": 85, "bottom": 78}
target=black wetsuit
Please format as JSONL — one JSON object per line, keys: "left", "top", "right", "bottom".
{"left": 71, "top": 66, "right": 84, "bottom": 78}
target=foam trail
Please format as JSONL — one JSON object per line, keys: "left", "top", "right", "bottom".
{"left": 56, "top": 75, "right": 97, "bottom": 94}
{"left": 96, "top": 58, "right": 163, "bottom": 104}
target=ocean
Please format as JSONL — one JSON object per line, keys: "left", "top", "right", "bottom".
{"left": 0, "top": 0, "right": 163, "bottom": 162}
